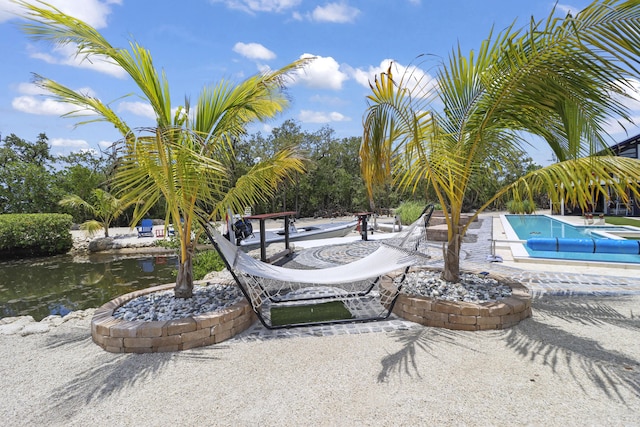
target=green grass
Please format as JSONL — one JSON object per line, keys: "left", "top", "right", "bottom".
{"left": 604, "top": 216, "right": 640, "bottom": 227}
{"left": 270, "top": 301, "right": 353, "bottom": 326}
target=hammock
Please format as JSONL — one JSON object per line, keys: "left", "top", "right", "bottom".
{"left": 204, "top": 204, "right": 435, "bottom": 329}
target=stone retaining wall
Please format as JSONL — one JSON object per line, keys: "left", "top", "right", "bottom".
{"left": 427, "top": 213, "right": 475, "bottom": 241}
{"left": 382, "top": 269, "right": 532, "bottom": 331}
{"left": 426, "top": 224, "right": 449, "bottom": 242}
{"left": 91, "top": 284, "right": 256, "bottom": 353}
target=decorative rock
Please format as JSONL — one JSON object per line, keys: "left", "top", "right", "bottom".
{"left": 113, "top": 283, "right": 243, "bottom": 322}
{"left": 87, "top": 236, "right": 159, "bottom": 253}
{"left": 382, "top": 269, "right": 531, "bottom": 331}
{"left": 20, "top": 322, "right": 50, "bottom": 336}
{"left": 0, "top": 316, "right": 35, "bottom": 335}
{"left": 41, "top": 315, "right": 65, "bottom": 327}
{"left": 88, "top": 237, "right": 115, "bottom": 252}
{"left": 399, "top": 270, "right": 512, "bottom": 302}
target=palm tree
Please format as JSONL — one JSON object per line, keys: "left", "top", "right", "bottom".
{"left": 361, "top": 0, "right": 640, "bottom": 282}
{"left": 59, "top": 189, "right": 133, "bottom": 237}
{"left": 19, "top": 1, "right": 309, "bottom": 298}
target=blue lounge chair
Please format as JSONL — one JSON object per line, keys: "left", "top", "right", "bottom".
{"left": 136, "top": 219, "right": 154, "bottom": 237}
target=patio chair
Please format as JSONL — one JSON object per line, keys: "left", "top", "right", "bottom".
{"left": 136, "top": 219, "right": 154, "bottom": 238}
{"left": 203, "top": 204, "right": 435, "bottom": 329}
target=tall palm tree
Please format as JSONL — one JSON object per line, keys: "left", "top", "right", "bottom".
{"left": 59, "top": 189, "right": 133, "bottom": 237}
{"left": 362, "top": 0, "right": 640, "bottom": 282}
{"left": 19, "top": 1, "right": 309, "bottom": 297}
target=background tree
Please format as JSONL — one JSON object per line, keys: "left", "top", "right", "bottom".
{"left": 59, "top": 189, "right": 134, "bottom": 237}
{"left": 362, "top": 0, "right": 640, "bottom": 282}
{"left": 463, "top": 154, "right": 542, "bottom": 212}
{"left": 0, "top": 133, "right": 62, "bottom": 213}
{"left": 240, "top": 122, "right": 377, "bottom": 217}
{"left": 19, "top": 1, "right": 309, "bottom": 298}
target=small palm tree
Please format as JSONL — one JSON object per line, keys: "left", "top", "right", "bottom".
{"left": 20, "top": 1, "right": 310, "bottom": 298}
{"left": 362, "top": 0, "right": 640, "bottom": 282}
{"left": 59, "top": 189, "right": 133, "bottom": 237}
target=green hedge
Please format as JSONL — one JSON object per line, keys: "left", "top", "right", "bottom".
{"left": 0, "top": 213, "right": 74, "bottom": 258}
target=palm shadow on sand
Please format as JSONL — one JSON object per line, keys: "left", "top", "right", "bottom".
{"left": 378, "top": 295, "right": 640, "bottom": 403}
{"left": 34, "top": 328, "right": 229, "bottom": 425}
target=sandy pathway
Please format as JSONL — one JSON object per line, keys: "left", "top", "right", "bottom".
{"left": 1, "top": 294, "right": 639, "bottom": 426}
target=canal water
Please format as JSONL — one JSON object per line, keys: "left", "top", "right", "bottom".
{"left": 0, "top": 253, "right": 178, "bottom": 321}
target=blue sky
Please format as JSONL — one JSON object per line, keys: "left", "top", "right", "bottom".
{"left": 1, "top": 0, "right": 638, "bottom": 166}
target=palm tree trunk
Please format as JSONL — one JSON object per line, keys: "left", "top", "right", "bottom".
{"left": 442, "top": 225, "right": 461, "bottom": 283}
{"left": 175, "top": 247, "right": 194, "bottom": 298}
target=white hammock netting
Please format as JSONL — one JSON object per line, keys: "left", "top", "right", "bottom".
{"left": 207, "top": 205, "right": 434, "bottom": 328}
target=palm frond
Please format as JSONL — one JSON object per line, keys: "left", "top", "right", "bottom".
{"left": 361, "top": 0, "right": 640, "bottom": 280}
{"left": 33, "top": 75, "right": 131, "bottom": 135}
{"left": 18, "top": 1, "right": 172, "bottom": 127}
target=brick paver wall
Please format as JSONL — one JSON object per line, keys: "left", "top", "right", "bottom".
{"left": 382, "top": 269, "right": 532, "bottom": 331}
{"left": 91, "top": 283, "right": 256, "bottom": 353}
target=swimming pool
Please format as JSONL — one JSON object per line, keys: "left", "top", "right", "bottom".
{"left": 502, "top": 214, "right": 640, "bottom": 264}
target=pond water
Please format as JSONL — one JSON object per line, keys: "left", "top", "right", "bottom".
{"left": 0, "top": 253, "right": 178, "bottom": 321}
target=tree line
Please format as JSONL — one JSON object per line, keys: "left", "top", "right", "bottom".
{"left": 0, "top": 123, "right": 544, "bottom": 224}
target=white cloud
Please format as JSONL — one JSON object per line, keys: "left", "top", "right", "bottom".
{"left": 117, "top": 101, "right": 186, "bottom": 121}
{"left": 2, "top": 1, "right": 126, "bottom": 78}
{"left": 210, "top": 0, "right": 301, "bottom": 14}
{"left": 51, "top": 138, "right": 90, "bottom": 149}
{"left": 15, "top": 82, "right": 48, "bottom": 96}
{"left": 233, "top": 42, "right": 276, "bottom": 60}
{"left": 28, "top": 43, "right": 127, "bottom": 78}
{"left": 11, "top": 82, "right": 101, "bottom": 116}
{"left": 0, "top": 0, "right": 121, "bottom": 27}
{"left": 601, "top": 78, "right": 640, "bottom": 136}
{"left": 0, "top": 0, "right": 24, "bottom": 22}
{"left": 310, "top": 2, "right": 360, "bottom": 23}
{"left": 79, "top": 148, "right": 101, "bottom": 156}
{"left": 291, "top": 54, "right": 348, "bottom": 90}
{"left": 12, "top": 95, "right": 77, "bottom": 115}
{"left": 612, "top": 78, "right": 640, "bottom": 110}
{"left": 309, "top": 94, "right": 347, "bottom": 106}
{"left": 349, "top": 59, "right": 437, "bottom": 98}
{"left": 556, "top": 3, "right": 581, "bottom": 17}
{"left": 117, "top": 101, "right": 156, "bottom": 120}
{"left": 298, "top": 110, "right": 349, "bottom": 124}
{"left": 603, "top": 115, "right": 640, "bottom": 138}
{"left": 98, "top": 140, "right": 116, "bottom": 148}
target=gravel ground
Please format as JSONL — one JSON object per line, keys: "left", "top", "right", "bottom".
{"left": 1, "top": 294, "right": 639, "bottom": 426}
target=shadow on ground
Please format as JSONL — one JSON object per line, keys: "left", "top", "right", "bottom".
{"left": 32, "top": 328, "right": 229, "bottom": 424}
{"left": 379, "top": 295, "right": 640, "bottom": 403}
{"left": 506, "top": 296, "right": 640, "bottom": 402}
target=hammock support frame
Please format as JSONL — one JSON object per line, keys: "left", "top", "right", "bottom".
{"left": 203, "top": 205, "right": 435, "bottom": 329}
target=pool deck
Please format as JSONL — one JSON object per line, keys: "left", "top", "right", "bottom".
{"left": 492, "top": 212, "right": 640, "bottom": 287}
{"left": 230, "top": 211, "right": 640, "bottom": 342}
{"left": 290, "top": 211, "right": 640, "bottom": 296}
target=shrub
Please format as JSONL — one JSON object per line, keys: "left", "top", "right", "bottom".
{"left": 394, "top": 201, "right": 431, "bottom": 225}
{"left": 506, "top": 199, "right": 536, "bottom": 214}
{"left": 0, "top": 213, "right": 74, "bottom": 258}
{"left": 192, "top": 250, "right": 226, "bottom": 280}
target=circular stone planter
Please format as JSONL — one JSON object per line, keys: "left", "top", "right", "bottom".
{"left": 91, "top": 283, "right": 256, "bottom": 353}
{"left": 381, "top": 268, "right": 532, "bottom": 331}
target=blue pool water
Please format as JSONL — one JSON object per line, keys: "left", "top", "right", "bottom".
{"left": 504, "top": 215, "right": 640, "bottom": 264}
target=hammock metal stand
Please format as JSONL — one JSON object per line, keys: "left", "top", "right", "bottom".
{"left": 203, "top": 204, "right": 435, "bottom": 329}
